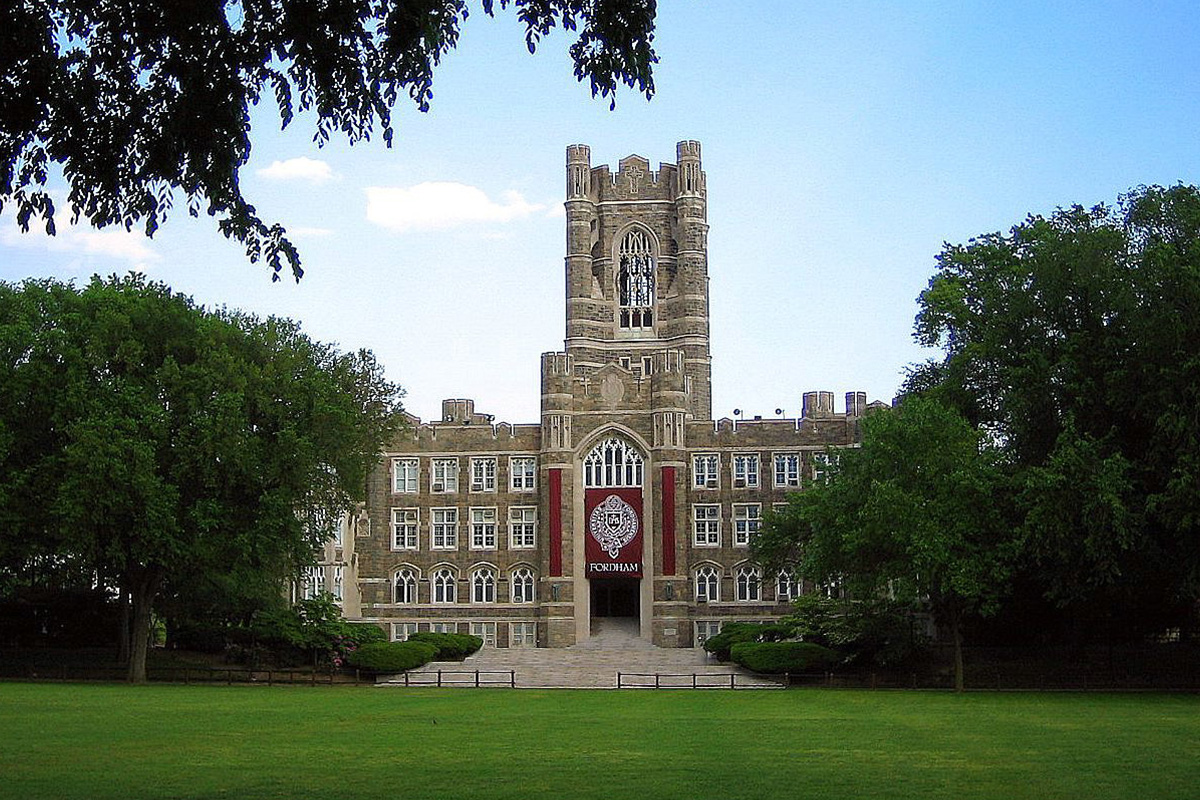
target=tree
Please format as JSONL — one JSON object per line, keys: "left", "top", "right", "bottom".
{"left": 909, "top": 185, "right": 1200, "bottom": 639}
{"left": 755, "top": 398, "right": 1015, "bottom": 691}
{"left": 0, "top": 274, "right": 402, "bottom": 681}
{"left": 1, "top": 0, "right": 658, "bottom": 280}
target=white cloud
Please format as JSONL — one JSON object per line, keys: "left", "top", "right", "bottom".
{"left": 256, "top": 157, "right": 335, "bottom": 183}
{"left": 365, "top": 182, "right": 545, "bottom": 232}
{"left": 1, "top": 218, "right": 159, "bottom": 268}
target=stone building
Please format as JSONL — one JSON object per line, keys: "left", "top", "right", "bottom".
{"left": 316, "top": 141, "right": 879, "bottom": 649}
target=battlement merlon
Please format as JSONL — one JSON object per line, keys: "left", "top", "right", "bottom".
{"left": 564, "top": 141, "right": 705, "bottom": 204}
{"left": 439, "top": 398, "right": 494, "bottom": 425}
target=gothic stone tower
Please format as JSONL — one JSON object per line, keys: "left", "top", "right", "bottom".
{"left": 563, "top": 140, "right": 711, "bottom": 418}
{"left": 541, "top": 142, "right": 711, "bottom": 647}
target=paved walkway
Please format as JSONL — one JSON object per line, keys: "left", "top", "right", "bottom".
{"left": 380, "top": 618, "right": 782, "bottom": 689}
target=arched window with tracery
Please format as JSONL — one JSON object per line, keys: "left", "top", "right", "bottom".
{"left": 695, "top": 565, "right": 720, "bottom": 602}
{"left": 432, "top": 567, "right": 457, "bottom": 604}
{"left": 393, "top": 568, "right": 418, "bottom": 604}
{"left": 471, "top": 566, "right": 496, "bottom": 604}
{"left": 617, "top": 227, "right": 655, "bottom": 329}
{"left": 583, "top": 436, "right": 645, "bottom": 488}
{"left": 510, "top": 567, "right": 536, "bottom": 603}
{"left": 736, "top": 565, "right": 762, "bottom": 602}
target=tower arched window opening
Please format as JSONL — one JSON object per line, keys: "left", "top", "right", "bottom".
{"left": 618, "top": 228, "right": 655, "bottom": 329}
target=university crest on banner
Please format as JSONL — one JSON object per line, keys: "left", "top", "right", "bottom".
{"left": 585, "top": 487, "right": 643, "bottom": 577}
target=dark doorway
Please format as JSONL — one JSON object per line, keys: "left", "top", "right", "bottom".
{"left": 591, "top": 578, "right": 640, "bottom": 618}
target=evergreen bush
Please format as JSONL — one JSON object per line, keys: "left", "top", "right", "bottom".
{"left": 730, "top": 641, "right": 840, "bottom": 674}
{"left": 702, "top": 621, "right": 795, "bottom": 661}
{"left": 406, "top": 632, "right": 483, "bottom": 661}
{"left": 346, "top": 641, "right": 437, "bottom": 673}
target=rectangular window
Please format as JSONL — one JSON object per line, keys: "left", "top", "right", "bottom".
{"left": 732, "top": 454, "right": 759, "bottom": 488}
{"left": 431, "top": 507, "right": 459, "bottom": 550}
{"left": 693, "top": 504, "right": 721, "bottom": 546}
{"left": 694, "top": 621, "right": 722, "bottom": 647}
{"left": 508, "top": 506, "right": 537, "bottom": 549}
{"left": 470, "top": 457, "right": 497, "bottom": 492}
{"left": 733, "top": 503, "right": 761, "bottom": 546}
{"left": 331, "top": 518, "right": 343, "bottom": 547}
{"left": 470, "top": 621, "right": 497, "bottom": 648}
{"left": 332, "top": 566, "right": 344, "bottom": 601}
{"left": 430, "top": 622, "right": 457, "bottom": 634}
{"left": 510, "top": 456, "right": 537, "bottom": 491}
{"left": 641, "top": 355, "right": 653, "bottom": 375}
{"left": 693, "top": 454, "right": 720, "bottom": 489}
{"left": 431, "top": 458, "right": 459, "bottom": 493}
{"left": 470, "top": 507, "right": 497, "bottom": 549}
{"left": 510, "top": 621, "right": 537, "bottom": 648}
{"left": 391, "top": 508, "right": 419, "bottom": 550}
{"left": 392, "top": 458, "right": 419, "bottom": 493}
{"left": 391, "top": 622, "right": 419, "bottom": 641}
{"left": 774, "top": 453, "right": 801, "bottom": 488}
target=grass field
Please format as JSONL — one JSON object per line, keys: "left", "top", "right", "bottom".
{"left": 1, "top": 684, "right": 1197, "bottom": 800}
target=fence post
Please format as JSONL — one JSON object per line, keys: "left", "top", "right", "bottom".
{"left": 475, "top": 670, "right": 480, "bottom": 688}
{"left": 655, "top": 674, "right": 660, "bottom": 689}
{"left": 692, "top": 674, "right": 697, "bottom": 689}
{"left": 510, "top": 670, "right": 515, "bottom": 688}
{"left": 437, "top": 670, "right": 442, "bottom": 688}
{"left": 617, "top": 671, "right": 622, "bottom": 688}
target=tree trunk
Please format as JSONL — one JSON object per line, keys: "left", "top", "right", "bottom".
{"left": 950, "top": 603, "right": 965, "bottom": 692}
{"left": 117, "top": 587, "right": 131, "bottom": 666}
{"left": 126, "top": 571, "right": 162, "bottom": 684}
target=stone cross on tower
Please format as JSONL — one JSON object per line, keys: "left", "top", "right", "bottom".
{"left": 626, "top": 164, "right": 644, "bottom": 195}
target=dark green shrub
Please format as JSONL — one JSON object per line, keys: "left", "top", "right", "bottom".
{"left": 703, "top": 621, "right": 795, "bottom": 661}
{"left": 785, "top": 595, "right": 926, "bottom": 669}
{"left": 346, "top": 641, "right": 437, "bottom": 673}
{"left": 730, "top": 641, "right": 840, "bottom": 674}
{"left": 345, "top": 623, "right": 387, "bottom": 647}
{"left": 406, "top": 631, "right": 483, "bottom": 661}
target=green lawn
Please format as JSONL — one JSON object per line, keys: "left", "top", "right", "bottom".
{"left": 0, "top": 684, "right": 1196, "bottom": 800}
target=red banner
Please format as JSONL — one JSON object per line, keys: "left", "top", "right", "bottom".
{"left": 585, "top": 487, "right": 643, "bottom": 578}
{"left": 661, "top": 466, "right": 676, "bottom": 576}
{"left": 548, "top": 469, "right": 563, "bottom": 577}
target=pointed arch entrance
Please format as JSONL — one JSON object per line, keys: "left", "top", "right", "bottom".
{"left": 580, "top": 434, "right": 648, "bottom": 641}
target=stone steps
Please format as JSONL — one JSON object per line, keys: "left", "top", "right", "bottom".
{"left": 379, "top": 618, "right": 782, "bottom": 689}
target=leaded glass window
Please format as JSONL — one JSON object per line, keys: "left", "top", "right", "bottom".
{"left": 618, "top": 228, "right": 655, "bottom": 329}
{"left": 583, "top": 437, "right": 644, "bottom": 488}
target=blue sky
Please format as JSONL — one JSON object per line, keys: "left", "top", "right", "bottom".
{"left": 3, "top": 1, "right": 1198, "bottom": 423}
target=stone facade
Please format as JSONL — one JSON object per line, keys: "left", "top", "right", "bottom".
{"left": 322, "top": 142, "right": 881, "bottom": 650}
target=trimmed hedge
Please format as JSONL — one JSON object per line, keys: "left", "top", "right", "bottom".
{"left": 730, "top": 641, "right": 840, "bottom": 674}
{"left": 405, "top": 632, "right": 483, "bottom": 661}
{"left": 703, "top": 622, "right": 795, "bottom": 661}
{"left": 346, "top": 641, "right": 437, "bottom": 673}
